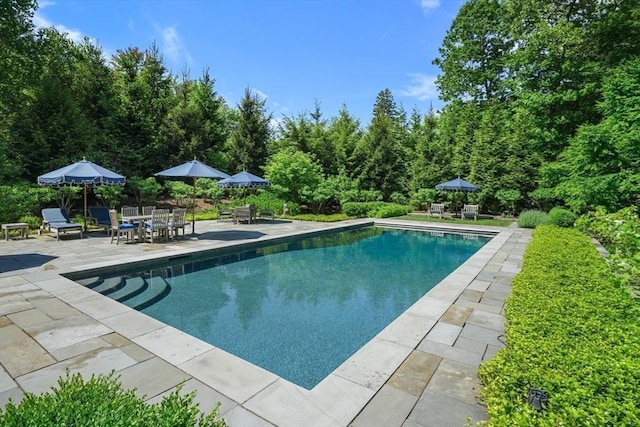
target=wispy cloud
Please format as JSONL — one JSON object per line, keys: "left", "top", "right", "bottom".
{"left": 421, "top": 0, "right": 441, "bottom": 13}
{"left": 33, "top": 2, "right": 85, "bottom": 43}
{"left": 161, "top": 26, "right": 192, "bottom": 66}
{"left": 401, "top": 73, "right": 438, "bottom": 100}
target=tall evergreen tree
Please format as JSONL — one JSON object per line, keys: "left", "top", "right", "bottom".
{"left": 227, "top": 87, "right": 272, "bottom": 174}
{"left": 353, "top": 89, "right": 408, "bottom": 199}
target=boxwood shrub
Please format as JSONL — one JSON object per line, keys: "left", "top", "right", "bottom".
{"left": 479, "top": 225, "right": 640, "bottom": 426}
{"left": 548, "top": 207, "right": 577, "bottom": 228}
{"left": 0, "top": 371, "right": 227, "bottom": 427}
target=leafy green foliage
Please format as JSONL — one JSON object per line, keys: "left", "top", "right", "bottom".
{"left": 516, "top": 210, "right": 549, "bottom": 229}
{"left": 368, "top": 203, "right": 412, "bottom": 218}
{"left": 196, "top": 178, "right": 224, "bottom": 203}
{"left": 18, "top": 215, "right": 41, "bottom": 231}
{"left": 575, "top": 207, "right": 640, "bottom": 297}
{"left": 264, "top": 149, "right": 323, "bottom": 207}
{"left": 495, "top": 189, "right": 521, "bottom": 216}
{"left": 342, "top": 202, "right": 385, "bottom": 218}
{"left": 165, "top": 181, "right": 194, "bottom": 207}
{"left": 547, "top": 207, "right": 577, "bottom": 228}
{"left": 342, "top": 201, "right": 411, "bottom": 218}
{"left": 128, "top": 176, "right": 162, "bottom": 207}
{"left": 244, "top": 192, "right": 299, "bottom": 215}
{"left": 94, "top": 185, "right": 125, "bottom": 209}
{"left": 0, "top": 371, "right": 226, "bottom": 426}
{"left": 409, "top": 188, "right": 437, "bottom": 211}
{"left": 479, "top": 226, "right": 640, "bottom": 426}
{"left": 0, "top": 184, "right": 57, "bottom": 224}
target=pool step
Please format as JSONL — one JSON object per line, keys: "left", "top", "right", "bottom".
{"left": 89, "top": 276, "right": 125, "bottom": 295}
{"left": 95, "top": 275, "right": 171, "bottom": 311}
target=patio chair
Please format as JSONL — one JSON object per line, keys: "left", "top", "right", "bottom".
{"left": 88, "top": 206, "right": 111, "bottom": 234}
{"left": 41, "top": 208, "right": 83, "bottom": 241}
{"left": 142, "top": 205, "right": 156, "bottom": 216}
{"left": 109, "top": 209, "right": 136, "bottom": 245}
{"left": 429, "top": 203, "right": 445, "bottom": 219}
{"left": 217, "top": 208, "right": 233, "bottom": 222}
{"left": 258, "top": 210, "right": 274, "bottom": 221}
{"left": 234, "top": 206, "right": 253, "bottom": 224}
{"left": 144, "top": 209, "right": 169, "bottom": 243}
{"left": 168, "top": 208, "right": 187, "bottom": 240}
{"left": 462, "top": 204, "right": 479, "bottom": 221}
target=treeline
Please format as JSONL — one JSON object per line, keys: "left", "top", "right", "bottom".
{"left": 1, "top": 0, "right": 638, "bottom": 216}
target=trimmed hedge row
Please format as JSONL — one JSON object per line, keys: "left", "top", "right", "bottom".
{"left": 342, "top": 201, "right": 412, "bottom": 218}
{"left": 479, "top": 225, "right": 640, "bottom": 426}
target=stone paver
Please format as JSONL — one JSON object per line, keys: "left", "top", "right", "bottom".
{"left": 0, "top": 219, "right": 531, "bottom": 426}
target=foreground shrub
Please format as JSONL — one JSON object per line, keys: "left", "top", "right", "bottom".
{"left": 0, "top": 371, "right": 227, "bottom": 426}
{"left": 479, "top": 226, "right": 640, "bottom": 426}
{"left": 548, "top": 207, "right": 577, "bottom": 227}
{"left": 517, "top": 210, "right": 549, "bottom": 228}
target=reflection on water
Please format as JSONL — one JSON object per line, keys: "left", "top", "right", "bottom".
{"left": 80, "top": 227, "right": 490, "bottom": 389}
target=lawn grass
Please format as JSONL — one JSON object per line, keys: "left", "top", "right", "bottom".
{"left": 398, "top": 214, "right": 514, "bottom": 227}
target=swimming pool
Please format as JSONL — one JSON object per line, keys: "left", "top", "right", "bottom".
{"left": 73, "top": 226, "right": 490, "bottom": 389}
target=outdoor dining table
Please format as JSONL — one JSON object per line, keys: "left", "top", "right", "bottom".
{"left": 122, "top": 213, "right": 172, "bottom": 242}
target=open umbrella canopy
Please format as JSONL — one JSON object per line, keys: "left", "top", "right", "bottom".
{"left": 37, "top": 158, "right": 126, "bottom": 230}
{"left": 217, "top": 171, "right": 270, "bottom": 188}
{"left": 153, "top": 159, "right": 230, "bottom": 180}
{"left": 154, "top": 159, "right": 230, "bottom": 234}
{"left": 435, "top": 177, "right": 479, "bottom": 192}
{"left": 37, "top": 158, "right": 126, "bottom": 186}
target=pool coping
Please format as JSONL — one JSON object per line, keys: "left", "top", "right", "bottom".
{"left": 0, "top": 219, "right": 524, "bottom": 426}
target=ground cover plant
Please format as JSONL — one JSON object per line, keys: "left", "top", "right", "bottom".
{"left": 0, "top": 371, "right": 227, "bottom": 427}
{"left": 575, "top": 207, "right": 640, "bottom": 298}
{"left": 479, "top": 225, "right": 640, "bottom": 426}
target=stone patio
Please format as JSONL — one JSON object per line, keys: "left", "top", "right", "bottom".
{"left": 0, "top": 218, "right": 531, "bottom": 426}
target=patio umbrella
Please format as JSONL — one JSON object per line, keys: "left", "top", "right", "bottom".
{"left": 217, "top": 171, "right": 270, "bottom": 204}
{"left": 37, "top": 157, "right": 126, "bottom": 230}
{"left": 435, "top": 177, "right": 480, "bottom": 216}
{"left": 154, "top": 159, "right": 230, "bottom": 234}
{"left": 217, "top": 171, "right": 270, "bottom": 188}
{"left": 435, "top": 177, "right": 480, "bottom": 192}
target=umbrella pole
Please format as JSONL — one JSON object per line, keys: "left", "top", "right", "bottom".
{"left": 191, "top": 177, "right": 196, "bottom": 234}
{"left": 83, "top": 184, "right": 88, "bottom": 231}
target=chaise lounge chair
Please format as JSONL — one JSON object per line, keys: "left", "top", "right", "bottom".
{"left": 88, "top": 206, "right": 111, "bottom": 234}
{"left": 41, "top": 208, "right": 83, "bottom": 241}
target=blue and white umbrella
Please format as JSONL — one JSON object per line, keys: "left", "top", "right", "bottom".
{"left": 435, "top": 177, "right": 479, "bottom": 192}
{"left": 37, "top": 157, "right": 126, "bottom": 229}
{"left": 155, "top": 159, "right": 230, "bottom": 233}
{"left": 217, "top": 171, "right": 270, "bottom": 188}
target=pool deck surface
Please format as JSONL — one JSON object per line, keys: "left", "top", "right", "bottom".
{"left": 0, "top": 218, "right": 531, "bottom": 426}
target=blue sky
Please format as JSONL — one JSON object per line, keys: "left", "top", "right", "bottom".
{"left": 34, "top": 0, "right": 465, "bottom": 126}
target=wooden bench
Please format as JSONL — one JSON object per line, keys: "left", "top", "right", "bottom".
{"left": 2, "top": 222, "right": 29, "bottom": 241}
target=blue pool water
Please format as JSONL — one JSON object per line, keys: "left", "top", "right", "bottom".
{"left": 77, "top": 226, "right": 490, "bottom": 389}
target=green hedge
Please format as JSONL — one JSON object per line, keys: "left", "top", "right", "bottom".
{"left": 342, "top": 201, "right": 412, "bottom": 218}
{"left": 479, "top": 225, "right": 640, "bottom": 426}
{"left": 548, "top": 207, "right": 577, "bottom": 228}
{"left": 0, "top": 371, "right": 226, "bottom": 426}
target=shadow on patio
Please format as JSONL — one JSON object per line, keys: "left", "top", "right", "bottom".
{"left": 0, "top": 254, "right": 58, "bottom": 273}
